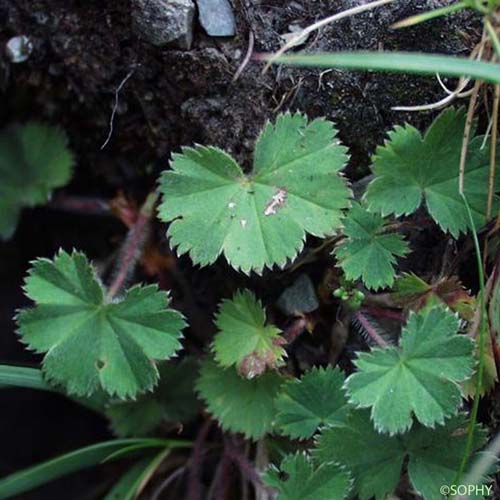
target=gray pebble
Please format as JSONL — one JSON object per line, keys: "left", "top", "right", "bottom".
{"left": 196, "top": 0, "right": 236, "bottom": 37}
{"left": 5, "top": 35, "right": 33, "bottom": 63}
{"left": 132, "top": 0, "right": 195, "bottom": 49}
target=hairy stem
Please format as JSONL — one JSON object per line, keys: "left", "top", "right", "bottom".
{"left": 353, "top": 310, "right": 389, "bottom": 348}
{"left": 106, "top": 191, "right": 158, "bottom": 300}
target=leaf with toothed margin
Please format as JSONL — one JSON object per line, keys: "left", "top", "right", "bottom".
{"left": 264, "top": 452, "right": 352, "bottom": 500}
{"left": 195, "top": 359, "right": 283, "bottom": 439}
{"left": 314, "top": 410, "right": 488, "bottom": 500}
{"left": 0, "top": 122, "right": 74, "bottom": 240}
{"left": 16, "top": 250, "right": 185, "bottom": 399}
{"left": 344, "top": 307, "right": 474, "bottom": 435}
{"left": 106, "top": 357, "right": 200, "bottom": 437}
{"left": 158, "top": 112, "right": 351, "bottom": 274}
{"left": 334, "top": 203, "right": 409, "bottom": 290}
{"left": 211, "top": 290, "right": 286, "bottom": 378}
{"left": 364, "top": 107, "right": 500, "bottom": 237}
{"left": 275, "top": 366, "right": 350, "bottom": 439}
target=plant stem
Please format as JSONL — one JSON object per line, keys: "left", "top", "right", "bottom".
{"left": 459, "top": 79, "right": 482, "bottom": 193}
{"left": 49, "top": 194, "right": 111, "bottom": 216}
{"left": 392, "top": 1, "right": 470, "bottom": 29}
{"left": 487, "top": 83, "right": 499, "bottom": 218}
{"left": 186, "top": 419, "right": 212, "bottom": 500}
{"left": 485, "top": 18, "right": 500, "bottom": 58}
{"left": 106, "top": 191, "right": 158, "bottom": 300}
{"left": 453, "top": 193, "right": 488, "bottom": 487}
{"left": 353, "top": 310, "right": 389, "bottom": 347}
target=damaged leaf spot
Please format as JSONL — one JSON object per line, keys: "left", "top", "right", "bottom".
{"left": 96, "top": 359, "right": 107, "bottom": 370}
{"left": 264, "top": 188, "right": 287, "bottom": 216}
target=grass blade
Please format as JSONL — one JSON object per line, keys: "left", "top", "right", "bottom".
{"left": 392, "top": 1, "right": 469, "bottom": 29}
{"left": 0, "top": 438, "right": 181, "bottom": 499}
{"left": 453, "top": 193, "right": 488, "bottom": 486}
{"left": 269, "top": 51, "right": 500, "bottom": 84}
{"left": 0, "top": 364, "right": 107, "bottom": 414}
{"left": 0, "top": 364, "right": 52, "bottom": 391}
{"left": 103, "top": 448, "right": 171, "bottom": 500}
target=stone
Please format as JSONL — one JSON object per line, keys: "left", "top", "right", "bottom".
{"left": 196, "top": 0, "right": 236, "bottom": 37}
{"left": 132, "top": 0, "right": 195, "bottom": 49}
{"left": 276, "top": 274, "right": 319, "bottom": 317}
{"left": 5, "top": 35, "right": 33, "bottom": 63}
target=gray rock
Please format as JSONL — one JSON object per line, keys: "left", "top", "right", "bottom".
{"left": 132, "top": 0, "right": 195, "bottom": 49}
{"left": 5, "top": 35, "right": 33, "bottom": 63}
{"left": 276, "top": 274, "right": 319, "bottom": 317}
{"left": 196, "top": 0, "right": 236, "bottom": 37}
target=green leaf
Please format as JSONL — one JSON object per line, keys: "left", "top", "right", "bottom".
{"left": 17, "top": 250, "right": 185, "bottom": 398}
{"left": 103, "top": 448, "right": 170, "bottom": 500}
{"left": 158, "top": 112, "right": 351, "bottom": 273}
{"left": 334, "top": 203, "right": 409, "bottom": 290}
{"left": 275, "top": 366, "right": 349, "bottom": 439}
{"left": 314, "top": 410, "right": 404, "bottom": 500}
{"left": 270, "top": 51, "right": 500, "bottom": 85}
{"left": 106, "top": 357, "right": 200, "bottom": 437}
{"left": 0, "top": 122, "right": 74, "bottom": 239}
{"left": 0, "top": 438, "right": 180, "bottom": 500}
{"left": 264, "top": 452, "right": 352, "bottom": 500}
{"left": 196, "top": 359, "right": 283, "bottom": 439}
{"left": 315, "top": 410, "right": 487, "bottom": 500}
{"left": 393, "top": 273, "right": 476, "bottom": 321}
{"left": 345, "top": 307, "right": 475, "bottom": 434}
{"left": 212, "top": 290, "right": 285, "bottom": 378}
{"left": 364, "top": 107, "right": 499, "bottom": 237}
{"left": 404, "top": 417, "right": 489, "bottom": 500}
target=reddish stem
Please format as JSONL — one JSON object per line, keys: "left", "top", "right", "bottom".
{"left": 283, "top": 317, "right": 307, "bottom": 343}
{"left": 49, "top": 194, "right": 111, "bottom": 216}
{"left": 106, "top": 191, "right": 158, "bottom": 300}
{"left": 186, "top": 419, "right": 212, "bottom": 500}
{"left": 224, "top": 437, "right": 268, "bottom": 493}
{"left": 362, "top": 306, "right": 404, "bottom": 323}
{"left": 353, "top": 310, "right": 389, "bottom": 348}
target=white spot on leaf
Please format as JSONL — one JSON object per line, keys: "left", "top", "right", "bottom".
{"left": 264, "top": 188, "right": 287, "bottom": 216}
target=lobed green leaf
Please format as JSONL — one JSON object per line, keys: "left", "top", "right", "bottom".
{"left": 0, "top": 122, "right": 74, "bottom": 239}
{"left": 345, "top": 307, "right": 475, "bottom": 434}
{"left": 158, "top": 113, "right": 351, "bottom": 273}
{"left": 334, "top": 203, "right": 409, "bottom": 290}
{"left": 275, "top": 366, "right": 349, "bottom": 439}
{"left": 17, "top": 250, "right": 185, "bottom": 398}
{"left": 195, "top": 359, "right": 283, "bottom": 439}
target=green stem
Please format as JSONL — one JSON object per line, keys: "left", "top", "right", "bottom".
{"left": 453, "top": 193, "right": 488, "bottom": 486}
{"left": 485, "top": 18, "right": 500, "bottom": 59}
{"left": 474, "top": 0, "right": 490, "bottom": 13}
{"left": 392, "top": 1, "right": 470, "bottom": 28}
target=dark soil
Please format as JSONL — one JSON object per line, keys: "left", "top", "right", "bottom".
{"left": 0, "top": 0, "right": 485, "bottom": 498}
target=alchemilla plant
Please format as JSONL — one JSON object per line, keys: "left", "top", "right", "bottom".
{"left": 1, "top": 108, "right": 499, "bottom": 500}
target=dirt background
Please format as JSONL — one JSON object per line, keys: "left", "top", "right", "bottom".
{"left": 0, "top": 0, "right": 485, "bottom": 498}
